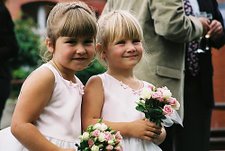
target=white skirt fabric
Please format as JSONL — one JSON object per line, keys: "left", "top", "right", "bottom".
{"left": 122, "top": 137, "right": 162, "bottom": 151}
{"left": 0, "top": 127, "right": 78, "bottom": 151}
{"left": 0, "top": 127, "right": 23, "bottom": 151}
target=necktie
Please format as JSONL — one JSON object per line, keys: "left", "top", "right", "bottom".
{"left": 184, "top": 0, "right": 200, "bottom": 76}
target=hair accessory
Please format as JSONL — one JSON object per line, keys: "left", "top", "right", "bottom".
{"left": 64, "top": 4, "right": 92, "bottom": 15}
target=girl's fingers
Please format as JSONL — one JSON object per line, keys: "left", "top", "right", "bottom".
{"left": 143, "top": 131, "right": 160, "bottom": 142}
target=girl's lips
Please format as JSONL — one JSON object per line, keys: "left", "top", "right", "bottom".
{"left": 72, "top": 57, "right": 88, "bottom": 60}
{"left": 123, "top": 55, "right": 138, "bottom": 58}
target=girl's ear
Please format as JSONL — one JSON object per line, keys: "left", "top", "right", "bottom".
{"left": 96, "top": 43, "right": 106, "bottom": 60}
{"left": 45, "top": 38, "right": 54, "bottom": 53}
{"left": 96, "top": 43, "right": 102, "bottom": 51}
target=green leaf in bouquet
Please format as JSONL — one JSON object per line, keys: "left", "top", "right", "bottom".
{"left": 87, "top": 125, "right": 94, "bottom": 131}
{"left": 135, "top": 104, "right": 146, "bottom": 112}
{"left": 148, "top": 108, "right": 164, "bottom": 118}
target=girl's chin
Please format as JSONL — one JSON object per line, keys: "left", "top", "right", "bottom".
{"left": 73, "top": 64, "right": 89, "bottom": 71}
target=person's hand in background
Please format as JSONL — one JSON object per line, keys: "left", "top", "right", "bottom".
{"left": 208, "top": 20, "right": 224, "bottom": 40}
{"left": 198, "top": 17, "right": 210, "bottom": 36}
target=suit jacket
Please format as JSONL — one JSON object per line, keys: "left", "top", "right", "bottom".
{"left": 102, "top": 0, "right": 204, "bottom": 118}
{"left": 0, "top": 2, "right": 19, "bottom": 79}
{"left": 188, "top": 0, "right": 225, "bottom": 108}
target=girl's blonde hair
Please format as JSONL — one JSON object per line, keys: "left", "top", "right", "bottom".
{"left": 41, "top": 1, "right": 97, "bottom": 62}
{"left": 96, "top": 10, "right": 143, "bottom": 65}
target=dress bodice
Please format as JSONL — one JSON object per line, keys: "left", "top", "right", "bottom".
{"left": 36, "top": 63, "right": 84, "bottom": 142}
{"left": 98, "top": 73, "right": 162, "bottom": 151}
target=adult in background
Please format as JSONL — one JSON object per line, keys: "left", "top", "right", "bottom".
{"left": 0, "top": 0, "right": 19, "bottom": 125}
{"left": 176, "top": 0, "right": 225, "bottom": 151}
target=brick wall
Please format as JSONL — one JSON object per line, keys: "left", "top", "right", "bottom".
{"left": 6, "top": 0, "right": 106, "bottom": 20}
{"left": 211, "top": 46, "right": 225, "bottom": 128}
{"left": 212, "top": 0, "right": 225, "bottom": 128}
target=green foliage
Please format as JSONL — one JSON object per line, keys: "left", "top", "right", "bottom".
{"left": 10, "top": 18, "right": 41, "bottom": 81}
{"left": 13, "top": 18, "right": 41, "bottom": 70}
{"left": 10, "top": 18, "right": 41, "bottom": 97}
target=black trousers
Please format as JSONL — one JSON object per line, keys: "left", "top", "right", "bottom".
{"left": 160, "top": 73, "right": 212, "bottom": 151}
{"left": 0, "top": 78, "right": 11, "bottom": 122}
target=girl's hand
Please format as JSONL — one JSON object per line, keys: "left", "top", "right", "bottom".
{"left": 152, "top": 125, "right": 166, "bottom": 145}
{"left": 127, "top": 119, "right": 162, "bottom": 141}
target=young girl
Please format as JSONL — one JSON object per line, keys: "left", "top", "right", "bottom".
{"left": 82, "top": 10, "right": 166, "bottom": 151}
{"left": 0, "top": 1, "right": 97, "bottom": 151}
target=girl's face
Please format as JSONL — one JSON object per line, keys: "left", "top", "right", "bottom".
{"left": 50, "top": 36, "right": 95, "bottom": 73}
{"left": 104, "top": 38, "right": 143, "bottom": 70}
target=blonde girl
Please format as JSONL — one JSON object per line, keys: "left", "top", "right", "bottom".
{"left": 82, "top": 10, "right": 166, "bottom": 151}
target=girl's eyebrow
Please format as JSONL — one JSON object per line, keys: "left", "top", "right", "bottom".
{"left": 65, "top": 37, "right": 76, "bottom": 40}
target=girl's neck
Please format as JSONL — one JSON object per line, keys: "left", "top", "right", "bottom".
{"left": 106, "top": 69, "right": 141, "bottom": 90}
{"left": 50, "top": 60, "right": 76, "bottom": 83}
{"left": 106, "top": 69, "right": 134, "bottom": 81}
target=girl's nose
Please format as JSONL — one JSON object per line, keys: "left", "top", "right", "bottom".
{"left": 127, "top": 43, "right": 136, "bottom": 52}
{"left": 76, "top": 44, "right": 86, "bottom": 55}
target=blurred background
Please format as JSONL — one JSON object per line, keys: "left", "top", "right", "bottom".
{"left": 1, "top": 0, "right": 225, "bottom": 150}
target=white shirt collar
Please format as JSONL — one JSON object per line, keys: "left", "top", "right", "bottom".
{"left": 189, "top": 0, "right": 200, "bottom": 15}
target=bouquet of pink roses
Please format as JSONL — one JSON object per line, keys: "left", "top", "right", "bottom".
{"left": 76, "top": 119, "right": 123, "bottom": 151}
{"left": 136, "top": 84, "right": 182, "bottom": 127}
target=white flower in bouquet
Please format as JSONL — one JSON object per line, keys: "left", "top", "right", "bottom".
{"left": 91, "top": 145, "right": 99, "bottom": 151}
{"left": 93, "top": 122, "right": 108, "bottom": 131}
{"left": 140, "top": 85, "right": 154, "bottom": 99}
{"left": 80, "top": 132, "right": 90, "bottom": 141}
{"left": 76, "top": 119, "right": 123, "bottom": 151}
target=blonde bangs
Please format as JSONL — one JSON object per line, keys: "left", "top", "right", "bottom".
{"left": 99, "top": 11, "right": 143, "bottom": 47}
{"left": 111, "top": 14, "right": 142, "bottom": 43}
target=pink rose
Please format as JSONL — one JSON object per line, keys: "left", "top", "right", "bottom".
{"left": 88, "top": 139, "right": 94, "bottom": 147}
{"left": 168, "top": 97, "right": 180, "bottom": 110}
{"left": 147, "top": 84, "right": 155, "bottom": 91}
{"left": 104, "top": 132, "right": 112, "bottom": 141}
{"left": 115, "top": 131, "right": 123, "bottom": 141}
{"left": 168, "top": 97, "right": 177, "bottom": 105}
{"left": 163, "top": 105, "right": 173, "bottom": 115}
{"left": 92, "top": 129, "right": 100, "bottom": 137}
{"left": 152, "top": 91, "right": 164, "bottom": 101}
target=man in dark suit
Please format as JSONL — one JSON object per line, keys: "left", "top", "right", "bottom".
{"left": 183, "top": 0, "right": 225, "bottom": 150}
{"left": 160, "top": 0, "right": 225, "bottom": 151}
{"left": 0, "top": 0, "right": 19, "bottom": 124}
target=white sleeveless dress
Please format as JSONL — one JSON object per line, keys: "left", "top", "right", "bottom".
{"left": 98, "top": 73, "right": 162, "bottom": 151}
{"left": 0, "top": 63, "right": 84, "bottom": 150}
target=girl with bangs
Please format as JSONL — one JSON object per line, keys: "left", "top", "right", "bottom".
{"left": 82, "top": 10, "right": 166, "bottom": 151}
{"left": 0, "top": 1, "right": 97, "bottom": 151}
